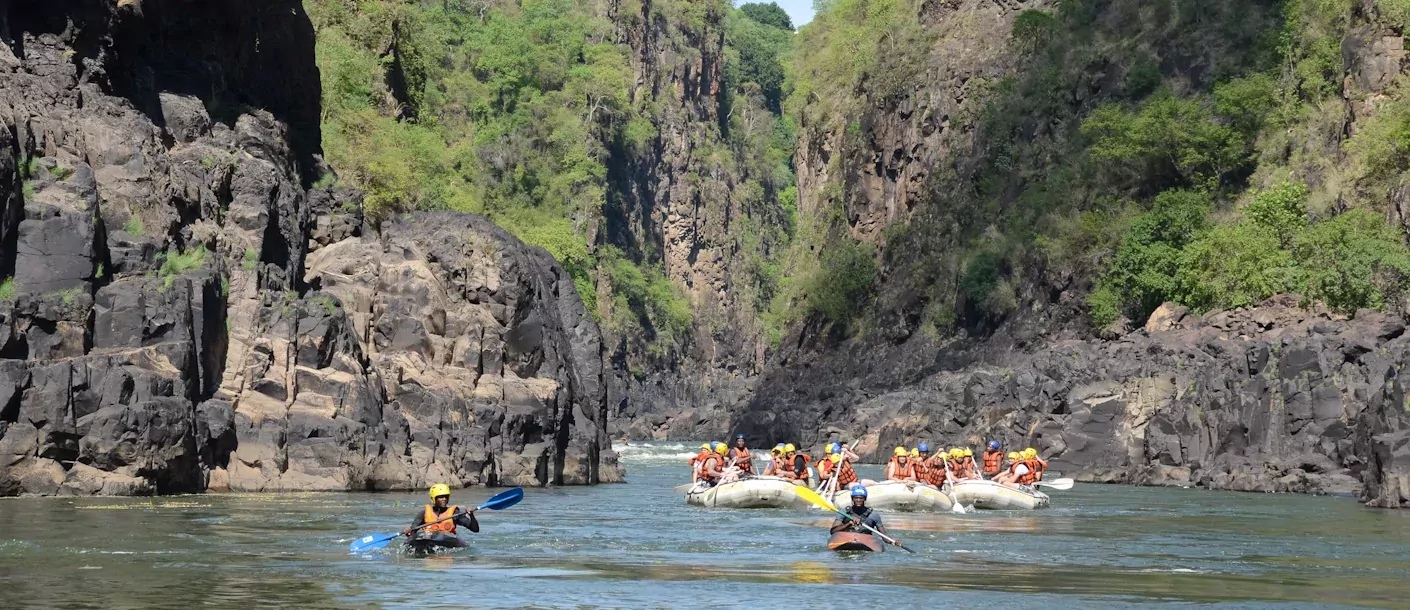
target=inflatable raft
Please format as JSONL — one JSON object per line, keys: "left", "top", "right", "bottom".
{"left": 950, "top": 479, "right": 1050, "bottom": 510}
{"left": 826, "top": 481, "right": 954, "bottom": 512}
{"left": 684, "top": 477, "right": 812, "bottom": 509}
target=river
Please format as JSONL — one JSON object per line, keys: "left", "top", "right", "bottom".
{"left": 1, "top": 442, "right": 1407, "bottom": 608}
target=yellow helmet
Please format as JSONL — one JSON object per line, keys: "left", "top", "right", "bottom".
{"left": 950, "top": 447, "right": 963, "bottom": 457}
{"left": 1026, "top": 448, "right": 1038, "bottom": 458}
{"left": 893, "top": 446, "right": 907, "bottom": 457}
{"left": 963, "top": 448, "right": 973, "bottom": 457}
{"left": 910, "top": 448, "right": 920, "bottom": 458}
{"left": 700, "top": 443, "right": 710, "bottom": 450}
{"left": 829, "top": 453, "right": 842, "bottom": 463}
{"left": 784, "top": 443, "right": 797, "bottom": 453}
{"left": 428, "top": 483, "right": 451, "bottom": 499}
{"left": 716, "top": 442, "right": 730, "bottom": 455}
{"left": 1007, "top": 452, "right": 1020, "bottom": 460}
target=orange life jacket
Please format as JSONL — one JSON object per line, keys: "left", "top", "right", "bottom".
{"left": 912, "top": 457, "right": 930, "bottom": 481}
{"left": 422, "top": 504, "right": 459, "bottom": 534}
{"left": 955, "top": 457, "right": 975, "bottom": 479}
{"left": 982, "top": 450, "right": 1003, "bottom": 475}
{"left": 886, "top": 457, "right": 916, "bottom": 481}
{"left": 818, "top": 459, "right": 859, "bottom": 487}
{"left": 781, "top": 453, "right": 811, "bottom": 477}
{"left": 699, "top": 454, "right": 726, "bottom": 482}
{"left": 730, "top": 447, "right": 753, "bottom": 471}
{"left": 1031, "top": 456, "right": 1048, "bottom": 481}
{"left": 1013, "top": 459, "right": 1038, "bottom": 485}
{"left": 921, "top": 456, "right": 946, "bottom": 486}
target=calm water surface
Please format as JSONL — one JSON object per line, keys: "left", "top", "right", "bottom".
{"left": 2, "top": 443, "right": 1408, "bottom": 608}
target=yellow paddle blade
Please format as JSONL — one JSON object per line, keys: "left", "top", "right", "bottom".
{"left": 793, "top": 484, "right": 839, "bottom": 513}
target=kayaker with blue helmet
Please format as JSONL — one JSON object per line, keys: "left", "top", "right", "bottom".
{"left": 981, "top": 440, "right": 1004, "bottom": 477}
{"left": 401, "top": 484, "right": 479, "bottom": 548}
{"left": 829, "top": 486, "right": 901, "bottom": 546}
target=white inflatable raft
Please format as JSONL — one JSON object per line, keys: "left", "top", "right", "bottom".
{"left": 950, "top": 479, "right": 1050, "bottom": 510}
{"left": 826, "top": 480, "right": 954, "bottom": 512}
{"left": 684, "top": 476, "right": 812, "bottom": 509}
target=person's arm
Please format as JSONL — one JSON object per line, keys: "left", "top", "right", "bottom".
{"left": 830, "top": 517, "right": 851, "bottom": 534}
{"left": 401, "top": 510, "right": 427, "bottom": 536}
{"left": 455, "top": 510, "right": 480, "bottom": 533}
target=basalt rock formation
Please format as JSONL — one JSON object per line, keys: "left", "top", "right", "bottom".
{"left": 734, "top": 299, "right": 1410, "bottom": 508}
{"left": 0, "top": 0, "right": 619, "bottom": 496}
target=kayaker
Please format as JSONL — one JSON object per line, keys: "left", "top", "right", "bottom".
{"left": 401, "top": 484, "right": 479, "bottom": 545}
{"left": 884, "top": 447, "right": 918, "bottom": 483}
{"left": 781, "top": 444, "right": 812, "bottom": 486}
{"left": 730, "top": 435, "right": 755, "bottom": 475}
{"left": 981, "top": 440, "right": 1004, "bottom": 478}
{"left": 829, "top": 486, "right": 901, "bottom": 547}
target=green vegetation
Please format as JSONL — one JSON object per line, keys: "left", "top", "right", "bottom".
{"left": 310, "top": 0, "right": 796, "bottom": 358}
{"left": 242, "top": 247, "right": 258, "bottom": 270}
{"left": 0, "top": 278, "right": 14, "bottom": 302}
{"left": 158, "top": 245, "right": 207, "bottom": 289}
{"left": 21, "top": 180, "right": 35, "bottom": 201}
{"left": 124, "top": 216, "right": 145, "bottom": 236}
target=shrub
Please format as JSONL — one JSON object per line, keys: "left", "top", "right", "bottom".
{"left": 1096, "top": 190, "right": 1211, "bottom": 321}
{"left": 804, "top": 239, "right": 876, "bottom": 324}
{"left": 1243, "top": 181, "right": 1308, "bottom": 246}
{"left": 159, "top": 245, "right": 207, "bottom": 289}
{"left": 1177, "top": 221, "right": 1294, "bottom": 310}
{"left": 1292, "top": 210, "right": 1410, "bottom": 312}
{"left": 1082, "top": 90, "right": 1247, "bottom": 191}
{"left": 0, "top": 277, "right": 14, "bottom": 302}
{"left": 1011, "top": 9, "right": 1058, "bottom": 52}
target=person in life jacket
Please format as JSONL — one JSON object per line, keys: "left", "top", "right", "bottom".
{"left": 829, "top": 486, "right": 902, "bottom": 547}
{"left": 698, "top": 442, "right": 730, "bottom": 485}
{"left": 923, "top": 446, "right": 949, "bottom": 487}
{"left": 1023, "top": 447, "right": 1047, "bottom": 481}
{"left": 981, "top": 440, "right": 1004, "bottom": 477}
{"left": 995, "top": 451, "right": 1037, "bottom": 487}
{"left": 689, "top": 443, "right": 712, "bottom": 482}
{"left": 401, "top": 483, "right": 479, "bottom": 543}
{"left": 780, "top": 444, "right": 812, "bottom": 485}
{"left": 910, "top": 447, "right": 930, "bottom": 484}
{"left": 730, "top": 434, "right": 755, "bottom": 475}
{"left": 817, "top": 443, "right": 859, "bottom": 490}
{"left": 959, "top": 448, "right": 979, "bottom": 479}
{"left": 885, "top": 446, "right": 919, "bottom": 483}
{"left": 762, "top": 444, "right": 786, "bottom": 476}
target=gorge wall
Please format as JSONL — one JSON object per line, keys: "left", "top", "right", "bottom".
{"left": 0, "top": 0, "right": 619, "bottom": 496}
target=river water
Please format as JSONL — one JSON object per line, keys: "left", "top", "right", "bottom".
{"left": 2, "top": 443, "right": 1408, "bottom": 608}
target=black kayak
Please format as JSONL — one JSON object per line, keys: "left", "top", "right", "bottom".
{"left": 404, "top": 533, "right": 468, "bottom": 555}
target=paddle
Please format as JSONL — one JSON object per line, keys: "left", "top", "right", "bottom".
{"left": 348, "top": 487, "right": 524, "bottom": 553}
{"left": 1034, "top": 477, "right": 1074, "bottom": 491}
{"left": 794, "top": 486, "right": 915, "bottom": 554}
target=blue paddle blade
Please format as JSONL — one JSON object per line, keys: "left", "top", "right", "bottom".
{"left": 349, "top": 533, "right": 397, "bottom": 553}
{"left": 476, "top": 487, "right": 524, "bottom": 511}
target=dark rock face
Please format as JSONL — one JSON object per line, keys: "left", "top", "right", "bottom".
{"left": 733, "top": 299, "right": 1410, "bottom": 508}
{"left": 0, "top": 1, "right": 619, "bottom": 495}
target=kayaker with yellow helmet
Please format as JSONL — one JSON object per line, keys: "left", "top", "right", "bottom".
{"left": 401, "top": 483, "right": 479, "bottom": 549}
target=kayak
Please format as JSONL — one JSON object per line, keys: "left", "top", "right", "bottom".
{"left": 950, "top": 479, "right": 1050, "bottom": 510}
{"left": 827, "top": 531, "right": 883, "bottom": 552}
{"left": 826, "top": 480, "right": 954, "bottom": 512}
{"left": 684, "top": 476, "right": 813, "bottom": 509}
{"left": 404, "top": 532, "right": 468, "bottom": 555}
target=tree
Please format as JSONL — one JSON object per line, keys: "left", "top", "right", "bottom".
{"left": 739, "top": 2, "right": 793, "bottom": 30}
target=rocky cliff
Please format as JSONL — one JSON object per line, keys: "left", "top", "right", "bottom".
{"left": 737, "top": 299, "right": 1410, "bottom": 507}
{"left": 0, "top": 0, "right": 619, "bottom": 496}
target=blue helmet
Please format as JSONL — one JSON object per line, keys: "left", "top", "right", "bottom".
{"left": 851, "top": 486, "right": 868, "bottom": 498}
{"left": 827, "top": 442, "right": 840, "bottom": 453}
{"left": 737, "top": 434, "right": 745, "bottom": 440}
{"left": 988, "top": 440, "right": 1000, "bottom": 450}
{"left": 918, "top": 443, "right": 929, "bottom": 452}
